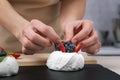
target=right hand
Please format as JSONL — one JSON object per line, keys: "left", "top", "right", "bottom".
{"left": 18, "top": 19, "right": 61, "bottom": 54}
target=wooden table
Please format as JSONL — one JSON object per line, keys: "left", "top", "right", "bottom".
{"left": 90, "top": 55, "right": 120, "bottom": 75}
{"left": 17, "top": 53, "right": 97, "bottom": 66}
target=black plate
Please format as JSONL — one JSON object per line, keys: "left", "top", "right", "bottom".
{"left": 0, "top": 64, "right": 120, "bottom": 80}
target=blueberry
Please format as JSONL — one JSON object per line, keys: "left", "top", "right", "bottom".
{"left": 55, "top": 41, "right": 76, "bottom": 52}
{"left": 64, "top": 41, "right": 76, "bottom": 52}
{"left": 67, "top": 41, "right": 72, "bottom": 45}
{"left": 0, "top": 50, "right": 7, "bottom": 56}
{"left": 55, "top": 44, "right": 60, "bottom": 51}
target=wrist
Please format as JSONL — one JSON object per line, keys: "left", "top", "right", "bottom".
{"left": 13, "top": 20, "right": 29, "bottom": 39}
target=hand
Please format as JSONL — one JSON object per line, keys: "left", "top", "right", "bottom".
{"left": 18, "top": 19, "right": 61, "bottom": 54}
{"left": 63, "top": 20, "right": 101, "bottom": 54}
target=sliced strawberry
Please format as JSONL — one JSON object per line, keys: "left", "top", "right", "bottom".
{"left": 74, "top": 43, "right": 82, "bottom": 52}
{"left": 8, "top": 52, "right": 14, "bottom": 55}
{"left": 0, "top": 47, "right": 4, "bottom": 50}
{"left": 13, "top": 53, "right": 21, "bottom": 59}
{"left": 8, "top": 52, "right": 21, "bottom": 59}
{"left": 60, "top": 43, "right": 66, "bottom": 52}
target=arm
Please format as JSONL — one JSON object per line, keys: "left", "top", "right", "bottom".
{"left": 60, "top": 0, "right": 86, "bottom": 27}
{"left": 60, "top": 0, "right": 101, "bottom": 54}
{"left": 0, "top": 0, "right": 28, "bottom": 38}
{"left": 0, "top": 0, "right": 61, "bottom": 54}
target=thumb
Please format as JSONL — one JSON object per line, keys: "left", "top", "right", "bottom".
{"left": 64, "top": 25, "right": 74, "bottom": 42}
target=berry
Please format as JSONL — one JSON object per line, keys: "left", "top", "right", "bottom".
{"left": 0, "top": 50, "right": 7, "bottom": 56}
{"left": 0, "top": 47, "right": 4, "bottom": 50}
{"left": 8, "top": 52, "right": 21, "bottom": 59}
{"left": 60, "top": 43, "right": 66, "bottom": 52}
{"left": 64, "top": 41, "right": 76, "bottom": 52}
{"left": 55, "top": 41, "right": 76, "bottom": 53}
{"left": 55, "top": 44, "right": 60, "bottom": 51}
{"left": 13, "top": 53, "right": 21, "bottom": 59}
{"left": 74, "top": 43, "right": 82, "bottom": 52}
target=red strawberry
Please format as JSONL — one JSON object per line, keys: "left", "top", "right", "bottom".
{"left": 13, "top": 53, "right": 21, "bottom": 59}
{"left": 60, "top": 43, "right": 66, "bottom": 52}
{"left": 74, "top": 43, "right": 82, "bottom": 52}
{"left": 8, "top": 52, "right": 21, "bottom": 59}
{"left": 0, "top": 47, "right": 4, "bottom": 50}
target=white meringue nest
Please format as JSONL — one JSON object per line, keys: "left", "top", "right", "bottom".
{"left": 0, "top": 56, "right": 19, "bottom": 77}
{"left": 46, "top": 51, "right": 84, "bottom": 71}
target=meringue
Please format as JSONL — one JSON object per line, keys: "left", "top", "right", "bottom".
{"left": 0, "top": 56, "right": 19, "bottom": 77}
{"left": 46, "top": 51, "right": 84, "bottom": 71}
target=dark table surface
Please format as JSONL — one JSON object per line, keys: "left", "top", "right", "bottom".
{"left": 0, "top": 64, "right": 120, "bottom": 80}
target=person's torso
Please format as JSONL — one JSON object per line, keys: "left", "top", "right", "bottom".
{"left": 9, "top": 0, "right": 60, "bottom": 23}
{"left": 0, "top": 0, "right": 63, "bottom": 52}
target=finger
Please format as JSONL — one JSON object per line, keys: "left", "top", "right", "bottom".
{"left": 23, "top": 26, "right": 52, "bottom": 47}
{"left": 82, "top": 31, "right": 99, "bottom": 48}
{"left": 72, "top": 21, "right": 93, "bottom": 44}
{"left": 22, "top": 47, "right": 35, "bottom": 55}
{"left": 31, "top": 19, "right": 61, "bottom": 43}
{"left": 22, "top": 35, "right": 44, "bottom": 51}
{"left": 64, "top": 25, "right": 74, "bottom": 41}
{"left": 82, "top": 42, "right": 101, "bottom": 54}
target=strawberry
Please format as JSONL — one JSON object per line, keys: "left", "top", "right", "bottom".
{"left": 60, "top": 43, "right": 66, "bottom": 52}
{"left": 8, "top": 52, "right": 20, "bottom": 59}
{"left": 0, "top": 47, "right": 4, "bottom": 50}
{"left": 13, "top": 53, "right": 21, "bottom": 59}
{"left": 8, "top": 52, "right": 14, "bottom": 55}
{"left": 74, "top": 43, "right": 82, "bottom": 52}
{"left": 0, "top": 47, "right": 7, "bottom": 56}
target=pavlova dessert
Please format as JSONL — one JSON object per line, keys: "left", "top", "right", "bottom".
{"left": 0, "top": 47, "right": 19, "bottom": 77}
{"left": 46, "top": 41, "right": 84, "bottom": 71}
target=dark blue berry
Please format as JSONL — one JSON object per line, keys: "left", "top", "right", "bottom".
{"left": 55, "top": 44, "right": 60, "bottom": 51}
{"left": 0, "top": 50, "right": 7, "bottom": 56}
{"left": 64, "top": 41, "right": 76, "bottom": 52}
{"left": 55, "top": 41, "right": 76, "bottom": 53}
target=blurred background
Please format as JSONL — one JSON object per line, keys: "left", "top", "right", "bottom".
{"left": 83, "top": 0, "right": 120, "bottom": 55}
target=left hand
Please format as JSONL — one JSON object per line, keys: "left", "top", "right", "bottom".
{"left": 62, "top": 20, "right": 101, "bottom": 54}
